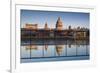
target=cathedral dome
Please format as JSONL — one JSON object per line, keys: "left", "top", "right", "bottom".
{"left": 56, "top": 17, "right": 63, "bottom": 30}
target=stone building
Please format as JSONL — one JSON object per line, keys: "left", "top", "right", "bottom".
{"left": 25, "top": 23, "right": 38, "bottom": 30}
{"left": 21, "top": 17, "right": 89, "bottom": 40}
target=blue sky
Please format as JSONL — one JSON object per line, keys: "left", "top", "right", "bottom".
{"left": 21, "top": 10, "right": 89, "bottom": 29}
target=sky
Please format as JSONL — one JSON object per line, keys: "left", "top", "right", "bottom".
{"left": 20, "top": 10, "right": 90, "bottom": 29}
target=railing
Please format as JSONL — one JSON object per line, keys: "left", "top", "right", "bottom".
{"left": 21, "top": 40, "right": 89, "bottom": 60}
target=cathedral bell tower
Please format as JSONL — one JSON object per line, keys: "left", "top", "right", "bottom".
{"left": 44, "top": 22, "right": 49, "bottom": 30}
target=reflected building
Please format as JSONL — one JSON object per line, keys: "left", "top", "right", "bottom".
{"left": 55, "top": 45, "right": 64, "bottom": 56}
{"left": 44, "top": 44, "right": 48, "bottom": 51}
{"left": 25, "top": 45, "right": 38, "bottom": 50}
